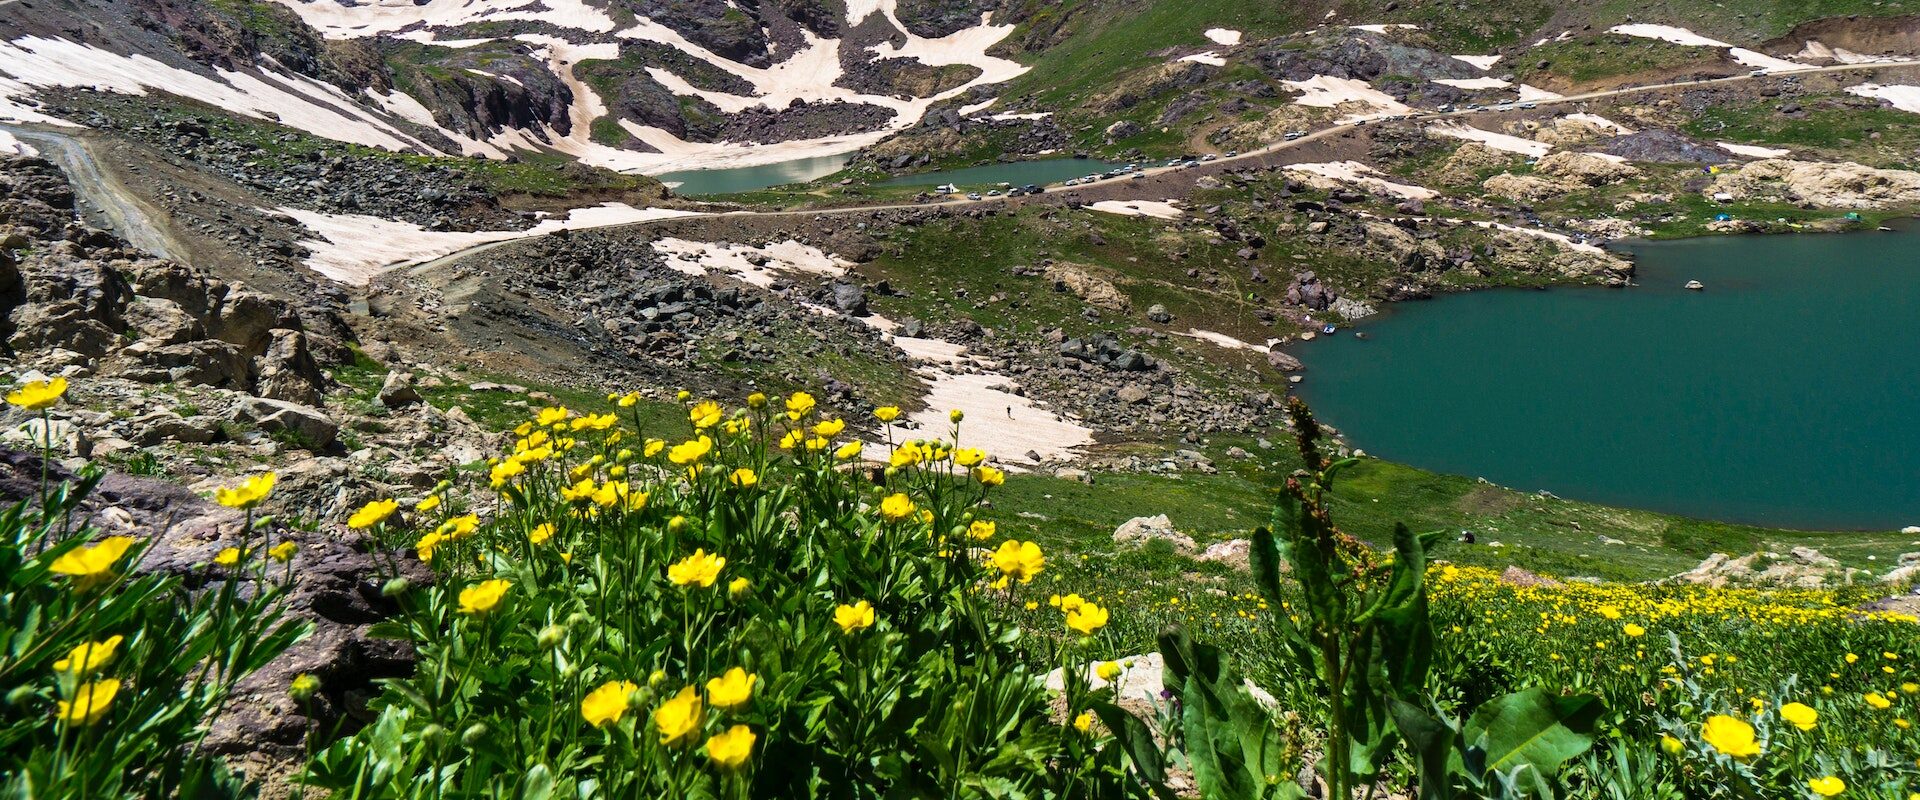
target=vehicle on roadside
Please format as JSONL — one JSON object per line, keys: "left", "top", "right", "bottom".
{"left": 966, "top": 192, "right": 981, "bottom": 200}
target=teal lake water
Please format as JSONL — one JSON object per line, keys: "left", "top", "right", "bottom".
{"left": 657, "top": 152, "right": 853, "bottom": 195}
{"left": 1294, "top": 226, "right": 1920, "bottom": 530}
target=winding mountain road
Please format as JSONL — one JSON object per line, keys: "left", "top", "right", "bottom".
{"left": 10, "top": 57, "right": 1920, "bottom": 281}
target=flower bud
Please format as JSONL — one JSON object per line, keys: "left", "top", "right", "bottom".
{"left": 667, "top": 515, "right": 688, "bottom": 534}
{"left": 420, "top": 723, "right": 447, "bottom": 743}
{"left": 288, "top": 673, "right": 321, "bottom": 702}
{"left": 6, "top": 685, "right": 35, "bottom": 708}
{"left": 537, "top": 624, "right": 567, "bottom": 649}
{"left": 461, "top": 723, "right": 488, "bottom": 747}
{"left": 381, "top": 577, "right": 411, "bottom": 598}
{"left": 949, "top": 409, "right": 964, "bottom": 423}
{"left": 648, "top": 669, "right": 667, "bottom": 688}
{"left": 565, "top": 611, "right": 591, "bottom": 627}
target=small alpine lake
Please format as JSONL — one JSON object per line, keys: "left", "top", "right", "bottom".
{"left": 1294, "top": 224, "right": 1920, "bottom": 530}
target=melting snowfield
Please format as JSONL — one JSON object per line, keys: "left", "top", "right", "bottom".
{"left": 1607, "top": 24, "right": 1810, "bottom": 72}
{"left": 0, "top": 127, "right": 35, "bottom": 156}
{"left": 1087, "top": 200, "right": 1184, "bottom": 220}
{"left": 1717, "top": 141, "right": 1791, "bottom": 158}
{"left": 651, "top": 238, "right": 851, "bottom": 289}
{"left": 1281, "top": 75, "right": 1411, "bottom": 120}
{"left": 1847, "top": 84, "right": 1920, "bottom": 114}
{"left": 1284, "top": 161, "right": 1437, "bottom": 200}
{"left": 279, "top": 204, "right": 700, "bottom": 284}
{"left": 1204, "top": 28, "right": 1243, "bottom": 46}
{"left": 1426, "top": 122, "right": 1551, "bottom": 157}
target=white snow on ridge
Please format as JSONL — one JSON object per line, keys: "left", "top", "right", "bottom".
{"left": 1434, "top": 77, "right": 1511, "bottom": 90}
{"left": 1284, "top": 161, "right": 1437, "bottom": 200}
{"left": 0, "top": 36, "right": 437, "bottom": 152}
{"left": 264, "top": 0, "right": 619, "bottom": 39}
{"left": 1088, "top": 200, "right": 1183, "bottom": 220}
{"left": 1848, "top": 83, "right": 1920, "bottom": 114}
{"left": 1281, "top": 75, "right": 1411, "bottom": 120}
{"left": 1427, "top": 122, "right": 1551, "bottom": 157}
{"left": 1472, "top": 220, "right": 1604, "bottom": 254}
{"left": 1452, "top": 54, "right": 1501, "bottom": 70}
{"left": 1716, "top": 141, "right": 1790, "bottom": 158}
{"left": 1351, "top": 24, "right": 1418, "bottom": 33}
{"left": 1728, "top": 48, "right": 1805, "bottom": 72}
{"left": 1178, "top": 52, "right": 1227, "bottom": 67}
{"left": 1607, "top": 24, "right": 1731, "bottom": 48}
{"left": 989, "top": 111, "right": 1052, "bottom": 121}
{"left": 652, "top": 238, "right": 850, "bottom": 288}
{"left": 1564, "top": 112, "right": 1634, "bottom": 134}
{"left": 1795, "top": 40, "right": 1888, "bottom": 64}
{"left": 279, "top": 203, "right": 700, "bottom": 285}
{"left": 1516, "top": 84, "right": 1563, "bottom": 102}
{"left": 0, "top": 128, "right": 35, "bottom": 156}
{"left": 1205, "top": 28, "right": 1243, "bottom": 46}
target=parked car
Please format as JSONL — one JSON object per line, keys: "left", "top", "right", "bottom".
{"left": 966, "top": 192, "right": 982, "bottom": 200}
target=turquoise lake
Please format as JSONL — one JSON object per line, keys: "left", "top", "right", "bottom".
{"left": 1293, "top": 225, "right": 1920, "bottom": 530}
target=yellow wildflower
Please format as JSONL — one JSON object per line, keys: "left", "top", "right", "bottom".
{"left": 1780, "top": 702, "right": 1818, "bottom": 731}
{"left": 668, "top": 436, "right": 713, "bottom": 465}
{"left": 689, "top": 401, "right": 723, "bottom": 429}
{"left": 1700, "top": 715, "right": 1760, "bottom": 760}
{"left": 989, "top": 540, "right": 1044, "bottom": 583}
{"left": 654, "top": 686, "right": 704, "bottom": 745}
{"left": 729, "top": 468, "right": 758, "bottom": 488}
{"left": 458, "top": 579, "right": 511, "bottom": 615}
{"left": 667, "top": 549, "right": 726, "bottom": 588}
{"left": 1623, "top": 623, "right": 1646, "bottom": 637}
{"left": 879, "top": 493, "right": 916, "bottom": 521}
{"left": 1067, "top": 603, "right": 1110, "bottom": 636}
{"left": 214, "top": 473, "right": 276, "bottom": 510}
{"left": 581, "top": 680, "right": 639, "bottom": 727}
{"left": 967, "top": 520, "right": 996, "bottom": 541}
{"left": 1096, "top": 661, "right": 1122, "bottom": 682}
{"left": 53, "top": 635, "right": 123, "bottom": 675}
{"left": 1867, "top": 692, "right": 1893, "bottom": 710}
{"left": 814, "top": 418, "right": 845, "bottom": 437}
{"left": 705, "top": 667, "right": 756, "bottom": 710}
{"left": 415, "top": 494, "right": 442, "bottom": 512}
{"left": 972, "top": 466, "right": 1005, "bottom": 486}
{"left": 873, "top": 406, "right": 900, "bottom": 423}
{"left": 1072, "top": 712, "right": 1094, "bottom": 733}
{"left": 729, "top": 577, "right": 750, "bottom": 598}
{"left": 348, "top": 499, "right": 400, "bottom": 529}
{"left": 834, "top": 600, "right": 875, "bottom": 634}
{"left": 268, "top": 541, "right": 297, "bottom": 562}
{"left": 7, "top": 377, "right": 67, "bottom": 410}
{"left": 55, "top": 679, "right": 119, "bottom": 726}
{"left": 835, "top": 440, "right": 863, "bottom": 460}
{"left": 953, "top": 448, "right": 986, "bottom": 467}
{"left": 213, "top": 547, "right": 247, "bottom": 567}
{"left": 706, "top": 724, "right": 756, "bottom": 769}
{"left": 50, "top": 536, "right": 138, "bottom": 585}
{"left": 536, "top": 406, "right": 569, "bottom": 426}
{"left": 1808, "top": 777, "right": 1845, "bottom": 797}
{"left": 785, "top": 391, "right": 816, "bottom": 420}
{"left": 529, "top": 523, "right": 555, "bottom": 545}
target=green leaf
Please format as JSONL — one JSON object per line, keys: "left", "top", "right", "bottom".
{"left": 1463, "top": 688, "right": 1605, "bottom": 780}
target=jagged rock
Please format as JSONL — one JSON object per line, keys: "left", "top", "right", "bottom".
{"left": 1104, "top": 120, "right": 1142, "bottom": 141}
{"left": 1710, "top": 159, "right": 1920, "bottom": 209}
{"left": 1115, "top": 384, "right": 1151, "bottom": 404}
{"left": 124, "top": 297, "right": 203, "bottom": 345}
{"left": 254, "top": 329, "right": 326, "bottom": 406}
{"left": 130, "top": 411, "right": 220, "bottom": 446}
{"left": 1881, "top": 553, "right": 1920, "bottom": 586}
{"left": 1042, "top": 263, "right": 1131, "bottom": 311}
{"left": 379, "top": 371, "right": 422, "bottom": 408}
{"left": 234, "top": 397, "right": 338, "bottom": 449}
{"left": 209, "top": 290, "right": 298, "bottom": 354}
{"left": 1266, "top": 349, "right": 1303, "bottom": 372}
{"left": 130, "top": 340, "right": 253, "bottom": 389}
{"left": 1113, "top": 514, "right": 1196, "bottom": 553}
{"left": 1671, "top": 547, "right": 1848, "bottom": 588}
{"left": 9, "top": 301, "right": 119, "bottom": 356}
{"left": 1145, "top": 303, "right": 1172, "bottom": 323}
{"left": 829, "top": 282, "right": 868, "bottom": 315}
{"left": 1197, "top": 539, "right": 1252, "bottom": 570}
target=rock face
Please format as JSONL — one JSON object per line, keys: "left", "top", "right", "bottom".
{"left": 1670, "top": 547, "right": 1853, "bottom": 588}
{"left": 1710, "top": 159, "right": 1920, "bottom": 209}
{"left": 1112, "top": 514, "right": 1197, "bottom": 553}
{"left": 1600, "top": 130, "right": 1730, "bottom": 164}
{"left": 1534, "top": 151, "right": 1640, "bottom": 186}
{"left": 1042, "top": 263, "right": 1131, "bottom": 311}
{"left": 0, "top": 155, "right": 349, "bottom": 418}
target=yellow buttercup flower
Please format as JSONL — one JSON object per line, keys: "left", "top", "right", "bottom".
{"left": 415, "top": 494, "right": 442, "bottom": 513}
{"left": 618, "top": 391, "right": 641, "bottom": 407}
{"left": 1779, "top": 702, "right": 1818, "bottom": 731}
{"left": 53, "top": 635, "right": 123, "bottom": 675}
{"left": 213, "top": 547, "right": 247, "bottom": 567}
{"left": 644, "top": 438, "right": 666, "bottom": 458}
{"left": 414, "top": 531, "right": 446, "bottom": 563}
{"left": 1072, "top": 712, "right": 1094, "bottom": 733}
{"left": 667, "top": 549, "right": 726, "bottom": 588}
{"left": 1659, "top": 734, "right": 1684, "bottom": 757}
{"left": 873, "top": 406, "right": 900, "bottom": 423}
{"left": 968, "top": 520, "right": 996, "bottom": 541}
{"left": 1808, "top": 777, "right": 1845, "bottom": 797}
{"left": 529, "top": 523, "right": 555, "bottom": 545}
{"left": 1866, "top": 692, "right": 1893, "bottom": 710}
{"left": 953, "top": 448, "right": 986, "bottom": 467}
{"left": 536, "top": 406, "right": 570, "bottom": 426}
{"left": 835, "top": 440, "right": 863, "bottom": 460}
{"left": 458, "top": 579, "right": 512, "bottom": 615}
{"left": 948, "top": 409, "right": 964, "bottom": 423}
{"left": 879, "top": 493, "right": 916, "bottom": 521}
{"left": 654, "top": 686, "right": 704, "bottom": 745}
{"left": 746, "top": 392, "right": 767, "bottom": 408}
{"left": 729, "top": 468, "right": 758, "bottom": 488}
{"left": 1052, "top": 593, "right": 1085, "bottom": 612}
{"left": 55, "top": 678, "right": 119, "bottom": 726}
{"left": 1066, "top": 603, "right": 1110, "bottom": 636}
{"left": 214, "top": 473, "right": 276, "bottom": 510}
{"left": 814, "top": 418, "right": 845, "bottom": 437}
{"left": 785, "top": 391, "right": 816, "bottom": 420}
{"left": 705, "top": 667, "right": 756, "bottom": 710}
{"left": 1700, "top": 715, "right": 1760, "bottom": 760}
{"left": 438, "top": 514, "right": 480, "bottom": 539}
{"left": 689, "top": 401, "right": 723, "bottom": 429}
{"left": 7, "top": 377, "right": 67, "bottom": 410}
{"left": 348, "top": 499, "right": 399, "bottom": 529}
{"left": 990, "top": 540, "right": 1044, "bottom": 583}
{"left": 581, "top": 680, "right": 639, "bottom": 727}
{"left": 50, "top": 536, "right": 138, "bottom": 585}
{"left": 268, "top": 541, "right": 297, "bottom": 562}
{"left": 1095, "top": 661, "right": 1122, "bottom": 681}
{"left": 668, "top": 436, "right": 713, "bottom": 465}
{"left": 729, "top": 577, "right": 750, "bottom": 598}
{"left": 706, "top": 724, "right": 756, "bottom": 769}
{"left": 972, "top": 466, "right": 1005, "bottom": 486}
{"left": 1623, "top": 623, "right": 1646, "bottom": 637}
{"left": 834, "top": 600, "right": 875, "bottom": 634}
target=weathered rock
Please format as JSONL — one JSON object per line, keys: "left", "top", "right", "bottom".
{"left": 254, "top": 329, "right": 326, "bottom": 406}
{"left": 1197, "top": 539, "right": 1252, "bottom": 570}
{"left": 1042, "top": 263, "right": 1131, "bottom": 312}
{"left": 234, "top": 397, "right": 338, "bottom": 449}
{"left": 1113, "top": 514, "right": 1196, "bottom": 553}
{"left": 378, "top": 371, "right": 422, "bottom": 407}
{"left": 1266, "top": 349, "right": 1304, "bottom": 372}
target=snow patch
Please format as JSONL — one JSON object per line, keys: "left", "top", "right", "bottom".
{"left": 1205, "top": 28, "right": 1243, "bottom": 46}
{"left": 1563, "top": 112, "right": 1634, "bottom": 134}
{"left": 278, "top": 203, "right": 699, "bottom": 285}
{"left": 1607, "top": 24, "right": 1731, "bottom": 48}
{"left": 1433, "top": 77, "right": 1511, "bottom": 90}
{"left": 1452, "top": 54, "right": 1501, "bottom": 70}
{"left": 1178, "top": 329, "right": 1274, "bottom": 353}
{"left": 1716, "top": 141, "right": 1791, "bottom": 158}
{"left": 265, "top": 0, "right": 619, "bottom": 39}
{"left": 650, "top": 238, "right": 850, "bottom": 288}
{"left": 1727, "top": 48, "right": 1806, "bottom": 72}
{"left": 1426, "top": 122, "right": 1551, "bottom": 157}
{"left": 0, "top": 127, "right": 35, "bottom": 156}
{"left": 1178, "top": 52, "right": 1226, "bottom": 67}
{"left": 1350, "top": 24, "right": 1418, "bottom": 33}
{"left": 1471, "top": 220, "right": 1604, "bottom": 254}
{"left": 1284, "top": 161, "right": 1438, "bottom": 200}
{"left": 1847, "top": 83, "right": 1920, "bottom": 114}
{"left": 1515, "top": 84, "right": 1563, "bottom": 102}
{"left": 0, "top": 36, "right": 436, "bottom": 152}
{"left": 988, "top": 111, "right": 1051, "bottom": 121}
{"left": 1087, "top": 200, "right": 1183, "bottom": 220}
{"left": 1281, "top": 75, "right": 1411, "bottom": 120}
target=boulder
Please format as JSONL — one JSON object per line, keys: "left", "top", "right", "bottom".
{"left": 1042, "top": 263, "right": 1131, "bottom": 312}
{"left": 234, "top": 397, "right": 338, "bottom": 449}
{"left": 135, "top": 340, "right": 253, "bottom": 389}
{"left": 1266, "top": 349, "right": 1303, "bottom": 372}
{"left": 1113, "top": 514, "right": 1196, "bottom": 553}
{"left": 253, "top": 329, "right": 326, "bottom": 406}
{"left": 124, "top": 297, "right": 203, "bottom": 345}
{"left": 378, "top": 371, "right": 422, "bottom": 408}
{"left": 209, "top": 290, "right": 297, "bottom": 354}
{"left": 9, "top": 301, "right": 119, "bottom": 356}
{"left": 1044, "top": 652, "right": 1275, "bottom": 716}
{"left": 1197, "top": 539, "right": 1252, "bottom": 570}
